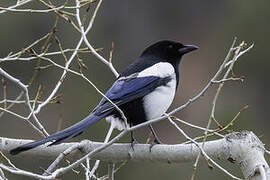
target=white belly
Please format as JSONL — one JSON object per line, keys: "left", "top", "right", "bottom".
{"left": 143, "top": 74, "right": 176, "bottom": 120}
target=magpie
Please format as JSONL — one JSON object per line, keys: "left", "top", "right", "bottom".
{"left": 10, "top": 40, "right": 198, "bottom": 155}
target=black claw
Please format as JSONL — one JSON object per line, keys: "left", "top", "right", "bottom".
{"left": 130, "top": 131, "right": 138, "bottom": 151}
{"left": 148, "top": 125, "right": 164, "bottom": 152}
{"left": 154, "top": 137, "right": 162, "bottom": 144}
{"left": 149, "top": 138, "right": 163, "bottom": 152}
{"left": 130, "top": 138, "right": 138, "bottom": 151}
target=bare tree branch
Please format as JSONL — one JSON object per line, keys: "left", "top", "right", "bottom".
{"left": 0, "top": 131, "right": 269, "bottom": 179}
{"left": 0, "top": 0, "right": 268, "bottom": 179}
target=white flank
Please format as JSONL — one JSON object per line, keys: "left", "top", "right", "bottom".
{"left": 143, "top": 74, "right": 176, "bottom": 120}
{"left": 139, "top": 62, "right": 176, "bottom": 120}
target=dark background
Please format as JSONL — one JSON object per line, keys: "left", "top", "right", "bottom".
{"left": 0, "top": 0, "right": 269, "bottom": 179}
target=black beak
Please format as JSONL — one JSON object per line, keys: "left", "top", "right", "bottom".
{"left": 179, "top": 45, "right": 199, "bottom": 54}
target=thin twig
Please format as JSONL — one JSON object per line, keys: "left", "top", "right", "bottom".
{"left": 166, "top": 114, "right": 242, "bottom": 180}
{"left": 108, "top": 163, "right": 115, "bottom": 180}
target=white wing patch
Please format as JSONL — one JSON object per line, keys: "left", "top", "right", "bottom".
{"left": 137, "top": 62, "right": 175, "bottom": 78}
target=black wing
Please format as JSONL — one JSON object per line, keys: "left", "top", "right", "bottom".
{"left": 94, "top": 75, "right": 171, "bottom": 115}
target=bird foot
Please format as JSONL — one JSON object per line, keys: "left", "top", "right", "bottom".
{"left": 130, "top": 139, "right": 138, "bottom": 151}
{"left": 149, "top": 138, "right": 162, "bottom": 152}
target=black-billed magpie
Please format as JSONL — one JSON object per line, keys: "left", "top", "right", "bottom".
{"left": 10, "top": 40, "right": 198, "bottom": 155}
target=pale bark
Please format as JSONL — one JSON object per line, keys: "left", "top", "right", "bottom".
{"left": 1, "top": 131, "right": 269, "bottom": 179}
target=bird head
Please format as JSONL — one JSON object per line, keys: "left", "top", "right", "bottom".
{"left": 141, "top": 40, "right": 198, "bottom": 63}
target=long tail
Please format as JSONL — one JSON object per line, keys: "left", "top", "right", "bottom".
{"left": 10, "top": 113, "right": 107, "bottom": 155}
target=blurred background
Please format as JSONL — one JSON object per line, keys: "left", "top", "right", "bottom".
{"left": 0, "top": 0, "right": 270, "bottom": 179}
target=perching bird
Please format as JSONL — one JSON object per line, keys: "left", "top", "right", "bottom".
{"left": 10, "top": 40, "right": 198, "bottom": 155}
